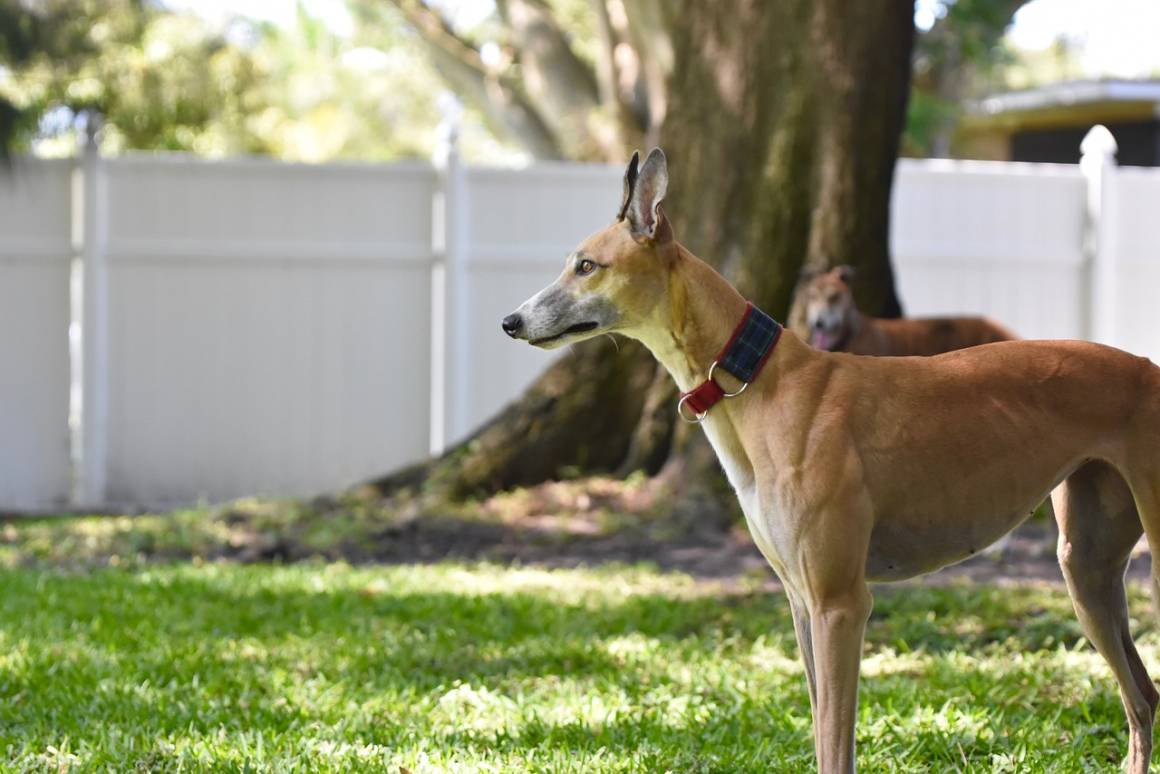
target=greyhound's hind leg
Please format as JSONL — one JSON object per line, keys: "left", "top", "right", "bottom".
{"left": 1126, "top": 471, "right": 1160, "bottom": 621}
{"left": 1056, "top": 461, "right": 1156, "bottom": 774}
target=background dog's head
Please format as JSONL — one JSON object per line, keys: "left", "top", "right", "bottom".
{"left": 801, "top": 265, "right": 857, "bottom": 351}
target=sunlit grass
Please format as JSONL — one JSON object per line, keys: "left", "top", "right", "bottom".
{"left": 0, "top": 561, "right": 1154, "bottom": 771}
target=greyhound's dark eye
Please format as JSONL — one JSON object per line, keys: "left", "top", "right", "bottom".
{"left": 576, "top": 259, "right": 596, "bottom": 276}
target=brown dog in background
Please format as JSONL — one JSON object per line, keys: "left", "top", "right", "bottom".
{"left": 798, "top": 266, "right": 1015, "bottom": 355}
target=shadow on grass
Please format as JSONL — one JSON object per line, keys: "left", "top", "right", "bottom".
{"left": 0, "top": 564, "right": 1140, "bottom": 772}
{"left": 153, "top": 569, "right": 1105, "bottom": 652}
{"left": 2, "top": 567, "right": 1106, "bottom": 682}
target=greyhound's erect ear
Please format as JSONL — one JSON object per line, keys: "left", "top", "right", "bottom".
{"left": 625, "top": 147, "right": 668, "bottom": 240}
{"left": 835, "top": 265, "right": 857, "bottom": 284}
{"left": 617, "top": 150, "right": 640, "bottom": 221}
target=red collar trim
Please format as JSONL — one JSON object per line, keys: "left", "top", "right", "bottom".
{"left": 676, "top": 302, "right": 781, "bottom": 423}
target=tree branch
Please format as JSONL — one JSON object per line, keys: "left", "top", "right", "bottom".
{"left": 383, "top": 0, "right": 563, "bottom": 158}
{"left": 590, "top": 0, "right": 649, "bottom": 142}
{"left": 588, "top": 0, "right": 618, "bottom": 110}
{"left": 618, "top": 0, "right": 672, "bottom": 143}
{"left": 495, "top": 0, "right": 615, "bottom": 159}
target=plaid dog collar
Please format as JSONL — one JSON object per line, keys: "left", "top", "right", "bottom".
{"left": 677, "top": 302, "right": 782, "bottom": 423}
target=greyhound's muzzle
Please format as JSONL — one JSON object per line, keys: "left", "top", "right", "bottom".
{"left": 503, "top": 283, "right": 614, "bottom": 348}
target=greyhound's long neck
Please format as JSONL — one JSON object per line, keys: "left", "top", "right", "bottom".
{"left": 633, "top": 244, "right": 783, "bottom": 497}
{"left": 633, "top": 245, "right": 752, "bottom": 393}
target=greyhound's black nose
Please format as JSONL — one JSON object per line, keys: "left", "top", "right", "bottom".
{"left": 502, "top": 313, "right": 523, "bottom": 337}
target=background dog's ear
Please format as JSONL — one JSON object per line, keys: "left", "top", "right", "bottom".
{"left": 625, "top": 147, "right": 668, "bottom": 241}
{"left": 617, "top": 151, "right": 640, "bottom": 221}
{"left": 798, "top": 265, "right": 822, "bottom": 283}
{"left": 835, "top": 265, "right": 857, "bottom": 285}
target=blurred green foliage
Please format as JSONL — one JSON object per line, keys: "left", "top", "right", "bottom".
{"left": 0, "top": 0, "right": 258, "bottom": 156}
{"left": 906, "top": 0, "right": 1025, "bottom": 157}
{"left": 0, "top": 0, "right": 510, "bottom": 161}
{"left": 0, "top": 0, "right": 1080, "bottom": 162}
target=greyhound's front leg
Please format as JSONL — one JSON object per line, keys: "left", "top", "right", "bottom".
{"left": 787, "top": 588, "right": 820, "bottom": 753}
{"left": 809, "top": 585, "right": 873, "bottom": 774}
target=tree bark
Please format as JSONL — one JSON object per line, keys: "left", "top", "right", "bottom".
{"left": 369, "top": 337, "right": 661, "bottom": 498}
{"left": 799, "top": 0, "right": 914, "bottom": 319}
{"left": 372, "top": 0, "right": 917, "bottom": 501}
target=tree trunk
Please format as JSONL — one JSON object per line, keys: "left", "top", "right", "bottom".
{"left": 370, "top": 338, "right": 660, "bottom": 499}
{"left": 371, "top": 0, "right": 916, "bottom": 500}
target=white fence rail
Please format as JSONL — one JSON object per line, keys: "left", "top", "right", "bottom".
{"left": 0, "top": 130, "right": 1156, "bottom": 510}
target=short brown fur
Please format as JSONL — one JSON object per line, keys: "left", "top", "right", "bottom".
{"left": 505, "top": 149, "right": 1160, "bottom": 773}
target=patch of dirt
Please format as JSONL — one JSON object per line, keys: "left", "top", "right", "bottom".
{"left": 231, "top": 480, "right": 1153, "bottom": 590}
{"left": 211, "top": 475, "right": 747, "bottom": 570}
{"left": 403, "top": 477, "right": 1156, "bottom": 585}
{"left": 364, "top": 507, "right": 1157, "bottom": 591}
{"left": 382, "top": 516, "right": 1138, "bottom": 589}
{"left": 11, "top": 476, "right": 1153, "bottom": 588}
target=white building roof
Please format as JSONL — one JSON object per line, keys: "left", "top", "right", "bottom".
{"left": 974, "top": 79, "right": 1160, "bottom": 116}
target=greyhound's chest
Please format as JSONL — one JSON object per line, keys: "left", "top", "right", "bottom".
{"left": 738, "top": 492, "right": 795, "bottom": 580}
{"left": 702, "top": 420, "right": 797, "bottom": 581}
{"left": 742, "top": 482, "right": 818, "bottom": 588}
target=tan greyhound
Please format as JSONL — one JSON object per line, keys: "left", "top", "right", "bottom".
{"left": 799, "top": 265, "right": 1016, "bottom": 355}
{"left": 502, "top": 148, "right": 1160, "bottom": 773}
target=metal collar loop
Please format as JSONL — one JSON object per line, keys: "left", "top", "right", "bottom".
{"left": 676, "top": 393, "right": 707, "bottom": 424}
{"left": 708, "top": 361, "right": 748, "bottom": 398}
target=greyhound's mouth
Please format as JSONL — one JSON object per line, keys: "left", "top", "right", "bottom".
{"left": 530, "top": 321, "right": 599, "bottom": 347}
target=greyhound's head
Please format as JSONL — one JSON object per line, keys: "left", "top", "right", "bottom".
{"left": 801, "top": 265, "right": 857, "bottom": 351}
{"left": 502, "top": 148, "right": 674, "bottom": 348}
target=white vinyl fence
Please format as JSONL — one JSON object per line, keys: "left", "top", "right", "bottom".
{"left": 447, "top": 163, "right": 621, "bottom": 444}
{"left": 0, "top": 159, "right": 73, "bottom": 511}
{"left": 0, "top": 127, "right": 1156, "bottom": 511}
{"left": 891, "top": 160, "right": 1089, "bottom": 340}
{"left": 97, "top": 157, "right": 438, "bottom": 506}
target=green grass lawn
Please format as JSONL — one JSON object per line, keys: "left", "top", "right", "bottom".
{"left": 0, "top": 560, "right": 1153, "bottom": 772}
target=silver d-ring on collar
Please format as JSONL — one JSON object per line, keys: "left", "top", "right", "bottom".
{"left": 708, "top": 361, "right": 748, "bottom": 397}
{"left": 676, "top": 394, "right": 707, "bottom": 424}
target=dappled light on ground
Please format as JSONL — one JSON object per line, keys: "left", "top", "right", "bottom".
{"left": 0, "top": 562, "right": 1148, "bottom": 771}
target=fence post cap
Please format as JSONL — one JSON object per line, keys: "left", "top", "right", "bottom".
{"left": 434, "top": 93, "right": 464, "bottom": 168}
{"left": 1080, "top": 124, "right": 1117, "bottom": 160}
